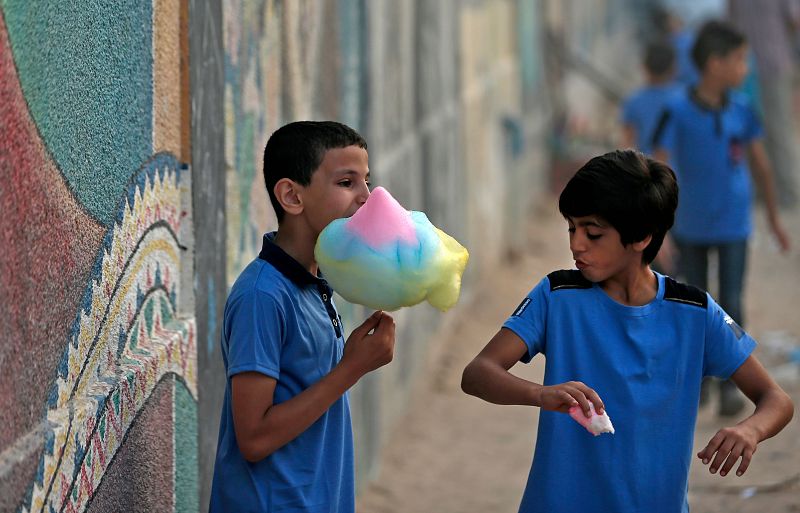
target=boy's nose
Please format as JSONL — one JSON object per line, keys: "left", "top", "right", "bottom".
{"left": 357, "top": 183, "right": 370, "bottom": 204}
{"left": 570, "top": 237, "right": 586, "bottom": 254}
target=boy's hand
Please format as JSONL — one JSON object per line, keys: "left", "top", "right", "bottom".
{"left": 768, "top": 216, "right": 791, "bottom": 253}
{"left": 537, "top": 381, "right": 604, "bottom": 417}
{"left": 697, "top": 424, "right": 759, "bottom": 477}
{"left": 341, "top": 310, "right": 395, "bottom": 378}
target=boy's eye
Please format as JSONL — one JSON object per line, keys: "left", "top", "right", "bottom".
{"left": 587, "top": 233, "right": 602, "bottom": 240}
{"left": 338, "top": 179, "right": 352, "bottom": 187}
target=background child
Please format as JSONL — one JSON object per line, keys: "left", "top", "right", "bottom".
{"left": 652, "top": 20, "right": 791, "bottom": 416}
{"left": 620, "top": 39, "right": 680, "bottom": 155}
{"left": 210, "top": 121, "right": 396, "bottom": 512}
{"left": 461, "top": 150, "right": 793, "bottom": 513}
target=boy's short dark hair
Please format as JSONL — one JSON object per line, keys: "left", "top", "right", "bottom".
{"left": 691, "top": 20, "right": 746, "bottom": 71}
{"left": 263, "top": 121, "right": 368, "bottom": 222}
{"left": 559, "top": 150, "right": 678, "bottom": 265}
{"left": 644, "top": 40, "right": 675, "bottom": 77}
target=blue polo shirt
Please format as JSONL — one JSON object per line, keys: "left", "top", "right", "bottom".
{"left": 210, "top": 233, "right": 353, "bottom": 513}
{"left": 504, "top": 270, "right": 755, "bottom": 513}
{"left": 653, "top": 87, "right": 763, "bottom": 243}
{"left": 621, "top": 82, "right": 681, "bottom": 155}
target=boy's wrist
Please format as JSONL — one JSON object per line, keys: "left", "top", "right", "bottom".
{"left": 530, "top": 384, "right": 543, "bottom": 408}
{"left": 332, "top": 358, "right": 365, "bottom": 389}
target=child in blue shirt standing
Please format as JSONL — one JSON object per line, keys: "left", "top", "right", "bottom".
{"left": 652, "top": 21, "right": 791, "bottom": 416}
{"left": 620, "top": 39, "right": 680, "bottom": 155}
{"left": 210, "top": 121, "right": 396, "bottom": 512}
{"left": 461, "top": 150, "right": 793, "bottom": 513}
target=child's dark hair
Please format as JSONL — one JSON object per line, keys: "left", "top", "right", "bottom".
{"left": 559, "top": 150, "right": 678, "bottom": 265}
{"left": 691, "top": 20, "right": 746, "bottom": 71}
{"left": 263, "top": 121, "right": 368, "bottom": 222}
{"left": 644, "top": 40, "right": 675, "bottom": 77}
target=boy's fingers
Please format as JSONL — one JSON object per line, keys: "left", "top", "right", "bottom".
{"left": 719, "top": 443, "right": 744, "bottom": 476}
{"left": 566, "top": 388, "right": 592, "bottom": 417}
{"left": 585, "top": 389, "right": 605, "bottom": 414}
{"left": 373, "top": 312, "right": 396, "bottom": 336}
{"left": 721, "top": 442, "right": 745, "bottom": 476}
{"left": 557, "top": 390, "right": 579, "bottom": 410}
{"left": 736, "top": 448, "right": 754, "bottom": 476}
{"left": 352, "top": 311, "right": 383, "bottom": 337}
{"left": 571, "top": 382, "right": 603, "bottom": 415}
{"left": 698, "top": 432, "right": 724, "bottom": 463}
{"left": 709, "top": 439, "right": 735, "bottom": 474}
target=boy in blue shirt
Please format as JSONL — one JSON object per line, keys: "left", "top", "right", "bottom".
{"left": 652, "top": 21, "right": 791, "bottom": 416}
{"left": 210, "top": 121, "right": 396, "bottom": 512}
{"left": 461, "top": 150, "right": 793, "bottom": 513}
{"left": 620, "top": 39, "right": 680, "bottom": 155}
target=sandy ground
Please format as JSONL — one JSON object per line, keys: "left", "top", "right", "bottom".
{"left": 356, "top": 198, "right": 800, "bottom": 513}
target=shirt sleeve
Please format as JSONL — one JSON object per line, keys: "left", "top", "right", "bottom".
{"left": 651, "top": 106, "right": 675, "bottom": 153}
{"left": 743, "top": 103, "right": 764, "bottom": 142}
{"left": 502, "top": 277, "right": 549, "bottom": 363}
{"left": 703, "top": 295, "right": 756, "bottom": 379}
{"left": 223, "top": 287, "right": 285, "bottom": 380}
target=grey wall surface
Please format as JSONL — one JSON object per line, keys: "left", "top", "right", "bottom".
{"left": 188, "top": 0, "right": 227, "bottom": 510}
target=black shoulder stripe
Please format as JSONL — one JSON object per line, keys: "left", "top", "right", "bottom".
{"left": 547, "top": 270, "right": 592, "bottom": 292}
{"left": 664, "top": 277, "right": 707, "bottom": 308}
{"left": 650, "top": 108, "right": 672, "bottom": 149}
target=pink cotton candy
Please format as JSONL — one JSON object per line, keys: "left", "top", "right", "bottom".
{"left": 345, "top": 186, "right": 418, "bottom": 248}
{"left": 568, "top": 402, "right": 615, "bottom": 436}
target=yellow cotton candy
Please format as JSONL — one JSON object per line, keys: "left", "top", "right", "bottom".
{"left": 427, "top": 227, "right": 470, "bottom": 311}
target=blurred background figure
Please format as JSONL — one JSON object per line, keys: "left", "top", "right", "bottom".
{"left": 729, "top": 0, "right": 800, "bottom": 209}
{"left": 620, "top": 40, "right": 679, "bottom": 155}
{"left": 650, "top": 6, "right": 700, "bottom": 86}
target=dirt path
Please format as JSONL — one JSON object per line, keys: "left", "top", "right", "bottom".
{"left": 356, "top": 200, "right": 800, "bottom": 513}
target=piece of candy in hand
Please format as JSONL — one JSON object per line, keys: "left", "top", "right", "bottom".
{"left": 314, "top": 186, "right": 469, "bottom": 311}
{"left": 568, "top": 402, "right": 615, "bottom": 436}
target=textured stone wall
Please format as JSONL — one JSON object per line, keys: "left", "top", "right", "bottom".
{"left": 0, "top": 2, "right": 197, "bottom": 511}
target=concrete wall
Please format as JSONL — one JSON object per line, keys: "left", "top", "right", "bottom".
{"left": 1, "top": 1, "right": 639, "bottom": 511}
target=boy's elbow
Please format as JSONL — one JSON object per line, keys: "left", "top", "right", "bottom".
{"left": 781, "top": 389, "right": 794, "bottom": 422}
{"left": 237, "top": 433, "right": 277, "bottom": 463}
{"left": 239, "top": 440, "right": 267, "bottom": 463}
{"left": 460, "top": 360, "right": 483, "bottom": 397}
{"left": 767, "top": 385, "right": 794, "bottom": 417}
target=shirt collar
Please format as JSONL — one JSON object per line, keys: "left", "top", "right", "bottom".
{"left": 258, "top": 232, "right": 329, "bottom": 289}
{"left": 689, "top": 86, "right": 729, "bottom": 112}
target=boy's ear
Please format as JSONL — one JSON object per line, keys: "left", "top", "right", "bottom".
{"left": 631, "top": 234, "right": 653, "bottom": 253}
{"left": 274, "top": 178, "right": 304, "bottom": 216}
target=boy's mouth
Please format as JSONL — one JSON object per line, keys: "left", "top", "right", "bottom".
{"left": 575, "top": 260, "right": 588, "bottom": 270}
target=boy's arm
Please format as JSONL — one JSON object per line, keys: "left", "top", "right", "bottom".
{"left": 748, "top": 141, "right": 791, "bottom": 251}
{"left": 461, "top": 327, "right": 604, "bottom": 416}
{"left": 697, "top": 355, "right": 794, "bottom": 477}
{"left": 232, "top": 311, "right": 395, "bottom": 462}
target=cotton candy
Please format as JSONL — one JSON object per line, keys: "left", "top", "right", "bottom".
{"left": 568, "top": 402, "right": 615, "bottom": 436}
{"left": 314, "top": 187, "right": 469, "bottom": 311}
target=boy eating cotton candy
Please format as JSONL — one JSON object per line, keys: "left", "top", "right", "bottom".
{"left": 461, "top": 150, "right": 794, "bottom": 513}
{"left": 210, "top": 121, "right": 395, "bottom": 512}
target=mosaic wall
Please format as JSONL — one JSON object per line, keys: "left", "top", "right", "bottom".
{"left": 0, "top": 1, "right": 197, "bottom": 511}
